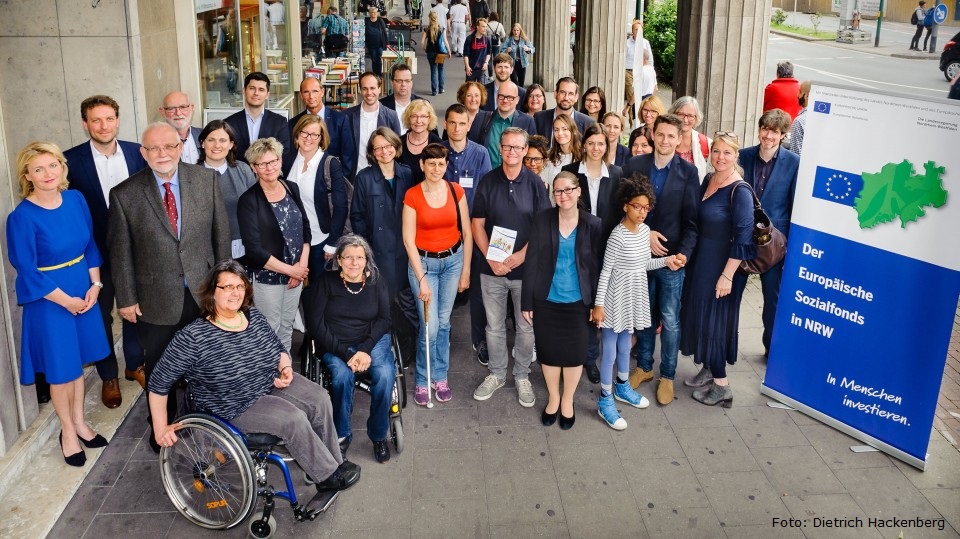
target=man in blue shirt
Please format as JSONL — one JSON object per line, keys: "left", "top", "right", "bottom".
{"left": 471, "top": 128, "right": 550, "bottom": 408}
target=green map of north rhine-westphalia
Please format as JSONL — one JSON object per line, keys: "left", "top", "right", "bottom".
{"left": 854, "top": 160, "right": 947, "bottom": 229}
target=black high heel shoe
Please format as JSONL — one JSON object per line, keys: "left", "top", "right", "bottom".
{"left": 541, "top": 407, "right": 559, "bottom": 427}
{"left": 59, "top": 431, "right": 86, "bottom": 467}
{"left": 558, "top": 407, "right": 576, "bottom": 430}
{"left": 79, "top": 433, "right": 109, "bottom": 449}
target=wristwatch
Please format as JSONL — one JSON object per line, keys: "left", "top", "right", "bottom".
{"left": 91, "top": 281, "right": 104, "bottom": 289}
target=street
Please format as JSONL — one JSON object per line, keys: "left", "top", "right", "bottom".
{"left": 765, "top": 35, "right": 952, "bottom": 99}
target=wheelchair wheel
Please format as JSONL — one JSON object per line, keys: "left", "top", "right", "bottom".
{"left": 248, "top": 511, "right": 276, "bottom": 539}
{"left": 160, "top": 414, "right": 257, "bottom": 530}
{"left": 392, "top": 334, "right": 408, "bottom": 409}
{"left": 392, "top": 417, "right": 404, "bottom": 454}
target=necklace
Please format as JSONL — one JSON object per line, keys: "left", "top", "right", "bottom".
{"left": 212, "top": 311, "right": 245, "bottom": 329}
{"left": 407, "top": 134, "right": 428, "bottom": 147}
{"left": 341, "top": 275, "right": 366, "bottom": 295}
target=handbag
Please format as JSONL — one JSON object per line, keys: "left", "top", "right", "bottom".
{"left": 730, "top": 181, "right": 786, "bottom": 275}
{"left": 437, "top": 29, "right": 448, "bottom": 54}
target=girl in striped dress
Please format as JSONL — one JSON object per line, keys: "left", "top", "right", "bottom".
{"left": 592, "top": 176, "right": 679, "bottom": 430}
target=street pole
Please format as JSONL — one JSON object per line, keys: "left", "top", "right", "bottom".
{"left": 874, "top": 0, "right": 884, "bottom": 47}
{"left": 929, "top": 0, "right": 942, "bottom": 53}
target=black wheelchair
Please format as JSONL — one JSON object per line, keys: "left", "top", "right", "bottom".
{"left": 300, "top": 332, "right": 407, "bottom": 454}
{"left": 158, "top": 413, "right": 339, "bottom": 538}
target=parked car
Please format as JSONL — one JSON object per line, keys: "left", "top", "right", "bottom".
{"left": 940, "top": 30, "right": 960, "bottom": 81}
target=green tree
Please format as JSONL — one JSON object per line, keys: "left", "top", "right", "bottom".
{"left": 645, "top": 0, "right": 677, "bottom": 84}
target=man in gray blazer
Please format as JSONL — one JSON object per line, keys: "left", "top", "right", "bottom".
{"left": 108, "top": 122, "right": 232, "bottom": 451}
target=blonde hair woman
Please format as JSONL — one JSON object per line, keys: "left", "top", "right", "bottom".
{"left": 420, "top": 11, "right": 449, "bottom": 96}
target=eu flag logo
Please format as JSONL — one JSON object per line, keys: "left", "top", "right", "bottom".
{"left": 812, "top": 166, "right": 863, "bottom": 207}
{"left": 813, "top": 101, "right": 831, "bottom": 114}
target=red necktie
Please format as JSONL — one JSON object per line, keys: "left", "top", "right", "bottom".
{"left": 163, "top": 182, "right": 178, "bottom": 234}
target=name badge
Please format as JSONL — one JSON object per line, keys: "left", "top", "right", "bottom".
{"left": 460, "top": 175, "right": 474, "bottom": 189}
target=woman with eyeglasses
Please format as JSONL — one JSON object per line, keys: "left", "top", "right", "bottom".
{"left": 637, "top": 95, "right": 666, "bottom": 135}
{"left": 521, "top": 171, "right": 602, "bottom": 430}
{"left": 539, "top": 114, "right": 582, "bottom": 200}
{"left": 398, "top": 100, "right": 442, "bottom": 184}
{"left": 579, "top": 86, "right": 607, "bottom": 123}
{"left": 520, "top": 83, "right": 546, "bottom": 115}
{"left": 402, "top": 144, "right": 472, "bottom": 406}
{"left": 522, "top": 134, "right": 550, "bottom": 181}
{"left": 282, "top": 114, "right": 348, "bottom": 278}
{"left": 591, "top": 175, "right": 680, "bottom": 429}
{"left": 670, "top": 96, "right": 712, "bottom": 181}
{"left": 679, "top": 133, "right": 756, "bottom": 408}
{"left": 237, "top": 137, "right": 311, "bottom": 352}
{"left": 197, "top": 120, "right": 257, "bottom": 259}
{"left": 303, "top": 235, "right": 397, "bottom": 463}
{"left": 601, "top": 112, "right": 630, "bottom": 167}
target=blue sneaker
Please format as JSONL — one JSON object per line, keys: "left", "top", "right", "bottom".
{"left": 614, "top": 381, "right": 650, "bottom": 409}
{"left": 598, "top": 394, "right": 627, "bottom": 430}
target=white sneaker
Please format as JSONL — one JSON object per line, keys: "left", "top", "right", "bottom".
{"left": 516, "top": 378, "right": 535, "bottom": 408}
{"left": 473, "top": 374, "right": 505, "bottom": 401}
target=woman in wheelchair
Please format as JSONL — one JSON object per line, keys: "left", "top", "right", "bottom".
{"left": 147, "top": 259, "right": 360, "bottom": 493}
{"left": 303, "top": 235, "right": 397, "bottom": 464}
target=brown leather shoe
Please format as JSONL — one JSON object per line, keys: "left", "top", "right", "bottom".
{"left": 124, "top": 366, "right": 146, "bottom": 390}
{"left": 628, "top": 367, "right": 653, "bottom": 389}
{"left": 656, "top": 378, "right": 674, "bottom": 406}
{"left": 101, "top": 378, "right": 122, "bottom": 409}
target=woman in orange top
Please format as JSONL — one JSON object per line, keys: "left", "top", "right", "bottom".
{"left": 402, "top": 144, "right": 472, "bottom": 405}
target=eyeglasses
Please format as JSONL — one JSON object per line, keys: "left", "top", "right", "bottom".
{"left": 216, "top": 284, "right": 246, "bottom": 292}
{"left": 143, "top": 143, "right": 181, "bottom": 154}
{"left": 640, "top": 108, "right": 658, "bottom": 116}
{"left": 497, "top": 94, "right": 518, "bottom": 102}
{"left": 715, "top": 131, "right": 740, "bottom": 142}
{"left": 500, "top": 144, "right": 526, "bottom": 153}
{"left": 626, "top": 202, "right": 653, "bottom": 212}
{"left": 676, "top": 112, "right": 697, "bottom": 120}
{"left": 584, "top": 98, "right": 602, "bottom": 104}
{"left": 373, "top": 144, "right": 394, "bottom": 153}
{"left": 299, "top": 131, "right": 322, "bottom": 140}
{"left": 252, "top": 158, "right": 280, "bottom": 170}
{"left": 553, "top": 186, "right": 580, "bottom": 197}
{"left": 523, "top": 156, "right": 544, "bottom": 164}
{"left": 162, "top": 104, "right": 192, "bottom": 113}
{"left": 409, "top": 114, "right": 430, "bottom": 121}
{"left": 585, "top": 141, "right": 606, "bottom": 149}
{"left": 339, "top": 255, "right": 366, "bottom": 263}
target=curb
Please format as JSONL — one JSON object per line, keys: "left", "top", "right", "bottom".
{"left": 772, "top": 29, "right": 942, "bottom": 60}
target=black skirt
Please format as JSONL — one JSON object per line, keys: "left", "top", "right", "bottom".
{"left": 533, "top": 298, "right": 590, "bottom": 367}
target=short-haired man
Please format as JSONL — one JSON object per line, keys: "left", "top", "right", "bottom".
{"left": 448, "top": 0, "right": 471, "bottom": 56}
{"left": 735, "top": 109, "right": 799, "bottom": 357}
{"left": 64, "top": 95, "right": 148, "bottom": 409}
{"left": 468, "top": 80, "right": 535, "bottom": 168}
{"left": 109, "top": 122, "right": 232, "bottom": 452}
{"left": 288, "top": 76, "right": 350, "bottom": 174}
{"left": 762, "top": 61, "right": 802, "bottom": 119}
{"left": 225, "top": 72, "right": 292, "bottom": 163}
{"left": 319, "top": 6, "right": 349, "bottom": 52}
{"left": 482, "top": 53, "right": 526, "bottom": 111}
{"left": 622, "top": 114, "right": 699, "bottom": 405}
{"left": 444, "top": 103, "right": 493, "bottom": 365}
{"left": 910, "top": 1, "right": 930, "bottom": 51}
{"left": 464, "top": 18, "right": 491, "bottom": 83}
{"left": 159, "top": 92, "right": 201, "bottom": 164}
{"left": 380, "top": 64, "right": 425, "bottom": 134}
{"left": 344, "top": 72, "right": 402, "bottom": 176}
{"left": 471, "top": 127, "right": 551, "bottom": 407}
{"left": 533, "top": 77, "right": 595, "bottom": 143}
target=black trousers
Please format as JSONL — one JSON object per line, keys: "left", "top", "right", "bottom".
{"left": 139, "top": 288, "right": 200, "bottom": 425}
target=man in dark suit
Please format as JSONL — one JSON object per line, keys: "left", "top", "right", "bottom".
{"left": 344, "top": 72, "right": 402, "bottom": 177}
{"left": 481, "top": 53, "right": 526, "bottom": 111}
{"left": 735, "top": 109, "right": 799, "bottom": 357}
{"left": 533, "top": 77, "right": 595, "bottom": 143}
{"left": 288, "top": 76, "right": 351, "bottom": 174}
{"left": 64, "top": 94, "right": 147, "bottom": 409}
{"left": 622, "top": 114, "right": 699, "bottom": 406}
{"left": 159, "top": 91, "right": 202, "bottom": 164}
{"left": 468, "top": 80, "right": 535, "bottom": 168}
{"left": 108, "top": 122, "right": 232, "bottom": 451}
{"left": 225, "top": 72, "right": 292, "bottom": 163}
{"left": 379, "top": 64, "right": 425, "bottom": 132}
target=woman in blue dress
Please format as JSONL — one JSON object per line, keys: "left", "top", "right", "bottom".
{"left": 679, "top": 133, "right": 757, "bottom": 407}
{"left": 6, "top": 142, "right": 110, "bottom": 466}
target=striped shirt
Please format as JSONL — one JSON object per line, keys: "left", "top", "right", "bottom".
{"left": 595, "top": 223, "right": 668, "bottom": 333}
{"left": 148, "top": 307, "right": 285, "bottom": 420}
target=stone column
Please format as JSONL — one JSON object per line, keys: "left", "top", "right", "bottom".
{"left": 532, "top": 0, "right": 571, "bottom": 91}
{"left": 673, "top": 0, "right": 771, "bottom": 145}
{"left": 493, "top": 0, "right": 512, "bottom": 29}
{"left": 511, "top": 0, "right": 535, "bottom": 32}
{"left": 573, "top": 0, "right": 631, "bottom": 115}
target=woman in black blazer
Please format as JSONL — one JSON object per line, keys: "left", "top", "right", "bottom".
{"left": 521, "top": 171, "right": 603, "bottom": 430}
{"left": 560, "top": 123, "right": 624, "bottom": 239}
{"left": 238, "top": 137, "right": 311, "bottom": 352}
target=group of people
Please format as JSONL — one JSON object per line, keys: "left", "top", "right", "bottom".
{"left": 8, "top": 18, "right": 803, "bottom": 499}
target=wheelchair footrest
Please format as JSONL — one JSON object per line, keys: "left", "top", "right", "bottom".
{"left": 302, "top": 489, "right": 339, "bottom": 519}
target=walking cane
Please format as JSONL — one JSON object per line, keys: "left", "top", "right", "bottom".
{"left": 423, "top": 297, "right": 434, "bottom": 409}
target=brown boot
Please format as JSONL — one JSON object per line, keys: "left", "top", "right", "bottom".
{"left": 628, "top": 368, "right": 653, "bottom": 389}
{"left": 656, "top": 378, "right": 674, "bottom": 405}
{"left": 124, "top": 366, "right": 146, "bottom": 390}
{"left": 101, "top": 378, "right": 122, "bottom": 409}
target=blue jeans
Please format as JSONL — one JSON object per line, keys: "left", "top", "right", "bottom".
{"left": 408, "top": 249, "right": 463, "bottom": 387}
{"left": 601, "top": 329, "right": 632, "bottom": 387}
{"left": 634, "top": 267, "right": 684, "bottom": 380}
{"left": 428, "top": 57, "right": 445, "bottom": 93}
{"left": 321, "top": 333, "right": 396, "bottom": 442}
